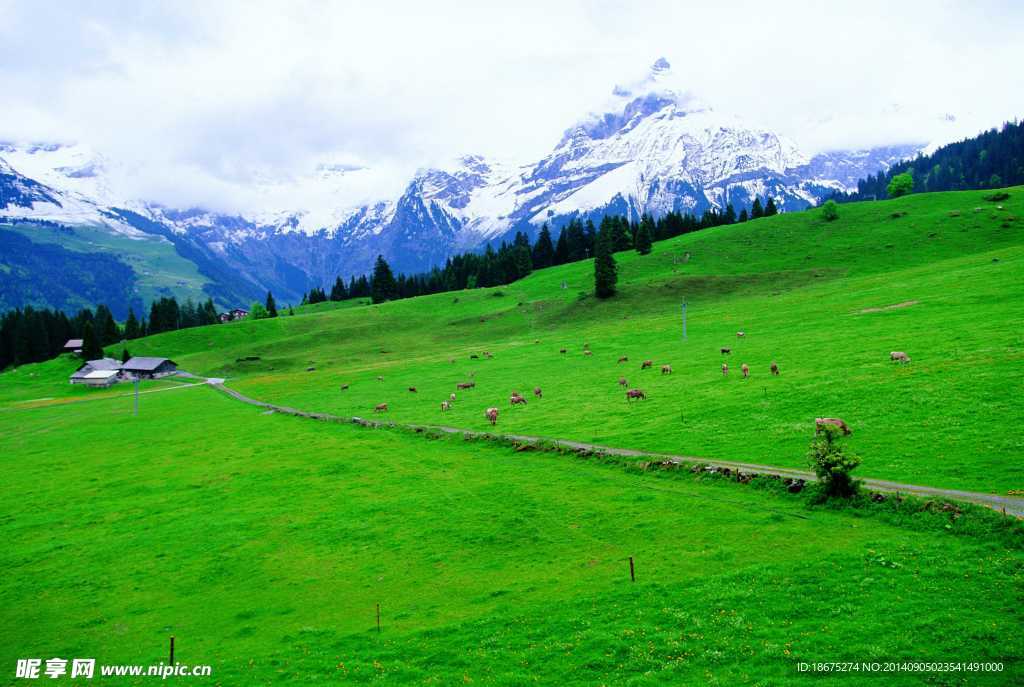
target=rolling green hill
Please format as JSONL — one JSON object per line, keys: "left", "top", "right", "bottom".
{"left": 103, "top": 186, "right": 1024, "bottom": 494}
{"left": 2, "top": 187, "right": 1022, "bottom": 685}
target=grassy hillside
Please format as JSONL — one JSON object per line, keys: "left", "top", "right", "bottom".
{"left": 106, "top": 187, "right": 1024, "bottom": 494}
{"left": 1, "top": 385, "right": 1021, "bottom": 685}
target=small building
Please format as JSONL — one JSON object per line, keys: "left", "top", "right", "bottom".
{"left": 63, "top": 339, "right": 84, "bottom": 355}
{"left": 219, "top": 308, "right": 248, "bottom": 322}
{"left": 122, "top": 356, "right": 178, "bottom": 379}
{"left": 81, "top": 369, "right": 120, "bottom": 388}
{"left": 70, "top": 358, "right": 122, "bottom": 385}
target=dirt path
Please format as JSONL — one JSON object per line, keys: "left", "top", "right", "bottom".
{"left": 210, "top": 382, "right": 1024, "bottom": 518}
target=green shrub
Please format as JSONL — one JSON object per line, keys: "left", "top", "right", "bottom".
{"left": 808, "top": 425, "right": 861, "bottom": 498}
{"left": 983, "top": 191, "right": 1010, "bottom": 202}
{"left": 887, "top": 172, "right": 914, "bottom": 198}
{"left": 821, "top": 200, "right": 839, "bottom": 221}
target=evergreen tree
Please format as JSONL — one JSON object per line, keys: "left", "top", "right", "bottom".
{"left": 81, "top": 322, "right": 103, "bottom": 360}
{"left": 553, "top": 226, "right": 570, "bottom": 265}
{"left": 751, "top": 197, "right": 764, "bottom": 219}
{"left": 330, "top": 276, "right": 348, "bottom": 301}
{"left": 565, "top": 220, "right": 587, "bottom": 262}
{"left": 611, "top": 216, "right": 633, "bottom": 252}
{"left": 532, "top": 224, "right": 555, "bottom": 269}
{"left": 94, "top": 304, "right": 120, "bottom": 345}
{"left": 634, "top": 215, "right": 654, "bottom": 255}
{"left": 582, "top": 219, "right": 598, "bottom": 257}
{"left": 764, "top": 196, "right": 779, "bottom": 216}
{"left": 593, "top": 223, "right": 618, "bottom": 299}
{"left": 121, "top": 347, "right": 131, "bottom": 363}
{"left": 371, "top": 255, "right": 398, "bottom": 304}
{"left": 265, "top": 291, "right": 278, "bottom": 317}
{"left": 724, "top": 203, "right": 737, "bottom": 224}
{"left": 124, "top": 309, "right": 140, "bottom": 340}
{"left": 738, "top": 208, "right": 749, "bottom": 222}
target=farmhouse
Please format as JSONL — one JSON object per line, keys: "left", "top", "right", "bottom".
{"left": 80, "top": 369, "right": 120, "bottom": 388}
{"left": 63, "top": 339, "right": 84, "bottom": 355}
{"left": 122, "top": 357, "right": 178, "bottom": 379}
{"left": 220, "top": 308, "right": 249, "bottom": 322}
{"left": 69, "top": 358, "right": 122, "bottom": 385}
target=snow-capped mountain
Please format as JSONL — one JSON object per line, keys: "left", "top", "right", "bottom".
{"left": 1, "top": 58, "right": 926, "bottom": 312}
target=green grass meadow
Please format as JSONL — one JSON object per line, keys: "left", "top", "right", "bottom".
{"left": 2, "top": 188, "right": 1023, "bottom": 684}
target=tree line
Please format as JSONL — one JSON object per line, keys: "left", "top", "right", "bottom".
{"left": 0, "top": 295, "right": 221, "bottom": 371}
{"left": 833, "top": 119, "right": 1024, "bottom": 202}
{"left": 299, "top": 199, "right": 775, "bottom": 306}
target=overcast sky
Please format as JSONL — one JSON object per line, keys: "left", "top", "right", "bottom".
{"left": 1, "top": 0, "right": 1022, "bottom": 213}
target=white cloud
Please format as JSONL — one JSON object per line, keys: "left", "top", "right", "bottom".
{"left": 1, "top": 0, "right": 1022, "bottom": 214}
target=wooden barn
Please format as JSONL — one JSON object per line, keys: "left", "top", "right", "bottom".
{"left": 122, "top": 357, "right": 178, "bottom": 379}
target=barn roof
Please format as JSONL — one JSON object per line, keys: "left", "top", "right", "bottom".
{"left": 123, "top": 356, "right": 176, "bottom": 371}
{"left": 84, "top": 369, "right": 119, "bottom": 379}
{"left": 70, "top": 358, "right": 121, "bottom": 379}
{"left": 64, "top": 339, "right": 84, "bottom": 348}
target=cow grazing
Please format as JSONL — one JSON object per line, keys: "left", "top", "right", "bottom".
{"left": 661, "top": 364, "right": 672, "bottom": 375}
{"left": 737, "top": 331, "right": 745, "bottom": 338}
{"left": 618, "top": 377, "right": 628, "bottom": 387}
{"left": 770, "top": 362, "right": 780, "bottom": 376}
{"left": 510, "top": 394, "right": 527, "bottom": 406}
{"left": 449, "top": 358, "right": 456, "bottom": 364}
{"left": 441, "top": 401, "right": 451, "bottom": 412}
{"left": 559, "top": 348, "right": 567, "bottom": 354}
{"left": 815, "top": 417, "right": 852, "bottom": 435}
{"left": 376, "top": 375, "right": 384, "bottom": 382}
{"left": 408, "top": 387, "right": 418, "bottom": 393}
{"left": 722, "top": 363, "right": 729, "bottom": 376}
{"left": 450, "top": 392, "right": 457, "bottom": 401}
{"left": 641, "top": 360, "right": 653, "bottom": 370}
{"left": 720, "top": 347, "right": 731, "bottom": 355}
{"left": 340, "top": 384, "right": 350, "bottom": 390}
{"left": 890, "top": 351, "right": 911, "bottom": 364}
{"left": 626, "top": 388, "right": 647, "bottom": 401}
{"left": 741, "top": 364, "right": 749, "bottom": 378}
{"left": 533, "top": 387, "right": 542, "bottom": 398}
{"left": 483, "top": 351, "right": 493, "bottom": 359}
{"left": 583, "top": 342, "right": 590, "bottom": 349}
{"left": 470, "top": 354, "right": 479, "bottom": 359}
{"left": 456, "top": 381, "right": 476, "bottom": 390}
{"left": 486, "top": 407, "right": 499, "bottom": 425}
{"left": 374, "top": 403, "right": 388, "bottom": 413}
{"left": 617, "top": 356, "right": 629, "bottom": 364}
{"left": 583, "top": 350, "right": 593, "bottom": 356}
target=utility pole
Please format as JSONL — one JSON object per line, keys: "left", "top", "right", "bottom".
{"left": 133, "top": 376, "right": 140, "bottom": 416}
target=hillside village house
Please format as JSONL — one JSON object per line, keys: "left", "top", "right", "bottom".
{"left": 69, "top": 357, "right": 122, "bottom": 385}
{"left": 121, "top": 357, "right": 177, "bottom": 379}
{"left": 63, "top": 339, "right": 84, "bottom": 355}
{"left": 220, "top": 308, "right": 249, "bottom": 323}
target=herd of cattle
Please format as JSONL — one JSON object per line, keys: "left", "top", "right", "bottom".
{"left": 351, "top": 331, "right": 911, "bottom": 434}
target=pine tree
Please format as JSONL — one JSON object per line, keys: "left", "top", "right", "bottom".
{"left": 330, "top": 276, "right": 348, "bottom": 301}
{"left": 553, "top": 227, "right": 570, "bottom": 265}
{"left": 532, "top": 224, "right": 555, "bottom": 269}
{"left": 611, "top": 216, "right": 633, "bottom": 252}
{"left": 124, "top": 309, "right": 140, "bottom": 340}
{"left": 593, "top": 223, "right": 618, "bottom": 299}
{"left": 724, "top": 203, "right": 737, "bottom": 224}
{"left": 634, "top": 215, "right": 654, "bottom": 255}
{"left": 81, "top": 322, "right": 103, "bottom": 361}
{"left": 121, "top": 347, "right": 131, "bottom": 363}
{"left": 371, "top": 255, "right": 398, "bottom": 304}
{"left": 764, "top": 197, "right": 779, "bottom": 216}
{"left": 265, "top": 291, "right": 278, "bottom": 317}
{"left": 94, "top": 304, "right": 120, "bottom": 345}
{"left": 583, "top": 219, "right": 598, "bottom": 257}
{"left": 751, "top": 198, "right": 764, "bottom": 219}
{"left": 738, "top": 208, "right": 749, "bottom": 222}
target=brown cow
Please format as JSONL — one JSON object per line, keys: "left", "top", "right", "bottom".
{"left": 483, "top": 351, "right": 493, "bottom": 359}
{"left": 408, "top": 387, "right": 418, "bottom": 393}
{"left": 890, "top": 351, "right": 910, "bottom": 364}
{"left": 816, "top": 417, "right": 852, "bottom": 435}
{"left": 722, "top": 363, "right": 729, "bottom": 376}
{"left": 559, "top": 348, "right": 567, "bottom": 354}
{"left": 770, "top": 362, "right": 780, "bottom": 376}
{"left": 340, "top": 384, "right": 350, "bottom": 390}
{"left": 618, "top": 377, "right": 629, "bottom": 387}
{"left": 617, "top": 356, "right": 629, "bottom": 363}
{"left": 641, "top": 360, "right": 653, "bottom": 370}
{"left": 583, "top": 350, "right": 593, "bottom": 356}
{"left": 533, "top": 387, "right": 543, "bottom": 398}
{"left": 510, "top": 394, "right": 527, "bottom": 406}
{"left": 457, "top": 381, "right": 475, "bottom": 390}
{"left": 720, "top": 347, "right": 731, "bottom": 355}
{"left": 440, "top": 401, "right": 451, "bottom": 412}
{"left": 736, "top": 331, "right": 745, "bottom": 338}
{"left": 741, "top": 364, "right": 749, "bottom": 378}
{"left": 485, "top": 407, "right": 499, "bottom": 425}
{"left": 626, "top": 388, "right": 647, "bottom": 401}
{"left": 374, "top": 403, "right": 388, "bottom": 413}
{"left": 661, "top": 364, "right": 672, "bottom": 375}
